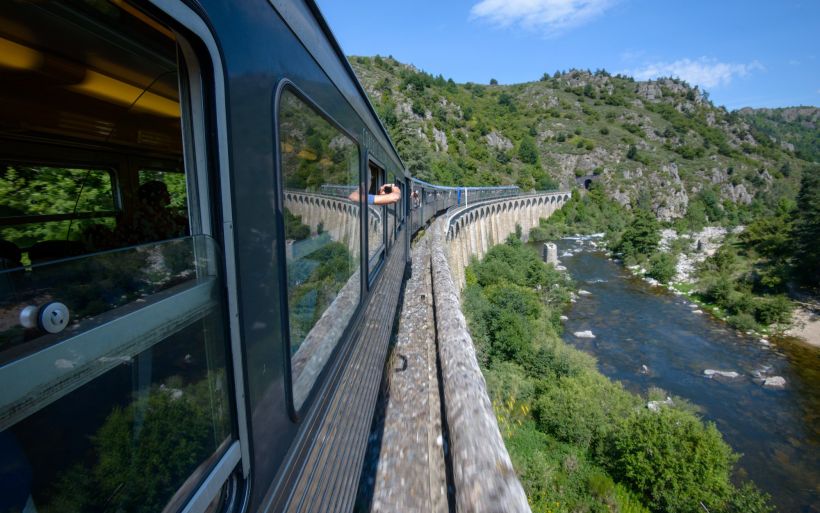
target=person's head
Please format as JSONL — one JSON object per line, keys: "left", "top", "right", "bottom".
{"left": 138, "top": 180, "right": 171, "bottom": 208}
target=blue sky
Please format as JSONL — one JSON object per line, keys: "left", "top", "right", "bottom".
{"left": 316, "top": 0, "right": 819, "bottom": 110}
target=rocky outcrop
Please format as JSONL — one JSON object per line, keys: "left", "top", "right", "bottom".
{"left": 433, "top": 127, "right": 448, "bottom": 153}
{"left": 485, "top": 131, "right": 513, "bottom": 151}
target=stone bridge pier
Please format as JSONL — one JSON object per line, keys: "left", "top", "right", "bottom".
{"left": 445, "top": 192, "right": 571, "bottom": 290}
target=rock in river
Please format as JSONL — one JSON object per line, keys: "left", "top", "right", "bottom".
{"left": 704, "top": 369, "right": 740, "bottom": 379}
{"left": 574, "top": 330, "right": 596, "bottom": 338}
{"left": 763, "top": 376, "right": 786, "bottom": 388}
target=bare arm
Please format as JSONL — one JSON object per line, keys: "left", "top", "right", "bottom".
{"left": 372, "top": 184, "right": 401, "bottom": 205}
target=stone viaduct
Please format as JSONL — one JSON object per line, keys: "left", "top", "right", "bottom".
{"left": 367, "top": 191, "right": 570, "bottom": 513}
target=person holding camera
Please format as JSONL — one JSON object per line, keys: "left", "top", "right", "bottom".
{"left": 348, "top": 183, "right": 401, "bottom": 205}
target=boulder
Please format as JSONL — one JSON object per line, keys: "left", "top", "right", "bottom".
{"left": 574, "top": 330, "right": 596, "bottom": 338}
{"left": 704, "top": 369, "right": 739, "bottom": 379}
{"left": 763, "top": 376, "right": 786, "bottom": 388}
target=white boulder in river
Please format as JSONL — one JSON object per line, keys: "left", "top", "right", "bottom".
{"left": 578, "top": 289, "right": 592, "bottom": 296}
{"left": 763, "top": 376, "right": 786, "bottom": 388}
{"left": 704, "top": 369, "right": 740, "bottom": 379}
{"left": 574, "top": 330, "right": 596, "bottom": 338}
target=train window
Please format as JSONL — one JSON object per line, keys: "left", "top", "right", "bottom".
{"left": 367, "top": 161, "right": 385, "bottom": 271}
{"left": 0, "top": 2, "right": 235, "bottom": 512}
{"left": 0, "top": 164, "right": 117, "bottom": 260}
{"left": 278, "top": 88, "right": 361, "bottom": 411}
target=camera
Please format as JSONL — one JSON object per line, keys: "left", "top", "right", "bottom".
{"left": 383, "top": 185, "right": 393, "bottom": 194}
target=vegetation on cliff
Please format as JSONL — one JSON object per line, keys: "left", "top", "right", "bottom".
{"left": 463, "top": 238, "right": 773, "bottom": 513}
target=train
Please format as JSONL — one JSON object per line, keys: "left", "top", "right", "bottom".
{"left": 0, "top": 1, "right": 520, "bottom": 513}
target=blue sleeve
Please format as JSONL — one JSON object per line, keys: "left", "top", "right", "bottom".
{"left": 367, "top": 194, "right": 376, "bottom": 204}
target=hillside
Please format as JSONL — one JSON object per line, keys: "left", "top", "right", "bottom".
{"left": 350, "top": 56, "right": 814, "bottom": 222}
{"left": 738, "top": 106, "right": 819, "bottom": 163}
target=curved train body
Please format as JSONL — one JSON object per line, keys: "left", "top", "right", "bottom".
{"left": 0, "top": 1, "right": 520, "bottom": 512}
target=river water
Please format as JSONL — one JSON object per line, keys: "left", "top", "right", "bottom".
{"left": 541, "top": 237, "right": 819, "bottom": 512}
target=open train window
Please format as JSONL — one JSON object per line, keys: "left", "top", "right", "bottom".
{"left": 366, "top": 160, "right": 386, "bottom": 273}
{"left": 0, "top": 3, "right": 237, "bottom": 513}
{"left": 277, "top": 86, "right": 362, "bottom": 412}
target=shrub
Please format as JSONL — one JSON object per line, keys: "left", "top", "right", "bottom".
{"left": 604, "top": 408, "right": 736, "bottom": 513}
{"left": 534, "top": 372, "right": 638, "bottom": 451}
{"left": 647, "top": 252, "right": 677, "bottom": 283}
{"left": 727, "top": 312, "right": 758, "bottom": 331}
{"left": 754, "top": 295, "right": 792, "bottom": 327}
{"left": 727, "top": 482, "right": 775, "bottom": 513}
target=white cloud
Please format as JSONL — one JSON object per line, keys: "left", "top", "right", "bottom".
{"left": 625, "top": 57, "right": 764, "bottom": 89}
{"left": 470, "top": 0, "right": 617, "bottom": 36}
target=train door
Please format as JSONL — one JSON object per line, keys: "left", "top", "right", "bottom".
{"left": 0, "top": 2, "right": 244, "bottom": 512}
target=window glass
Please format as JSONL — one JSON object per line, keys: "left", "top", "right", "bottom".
{"left": 0, "top": 165, "right": 116, "bottom": 253}
{"left": 2, "top": 269, "right": 233, "bottom": 513}
{"left": 278, "top": 89, "right": 361, "bottom": 410}
{"left": 0, "top": 3, "right": 231, "bottom": 512}
{"left": 0, "top": 165, "right": 115, "bottom": 217}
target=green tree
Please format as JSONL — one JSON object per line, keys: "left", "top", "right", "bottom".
{"left": 615, "top": 209, "right": 660, "bottom": 259}
{"left": 518, "top": 138, "right": 539, "bottom": 165}
{"left": 647, "top": 252, "right": 677, "bottom": 283}
{"left": 604, "top": 409, "right": 736, "bottom": 513}
{"left": 792, "top": 167, "right": 820, "bottom": 287}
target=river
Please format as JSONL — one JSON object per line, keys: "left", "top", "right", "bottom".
{"left": 541, "top": 237, "right": 819, "bottom": 512}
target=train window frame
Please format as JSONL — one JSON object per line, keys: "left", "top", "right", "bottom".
{"left": 272, "top": 80, "right": 365, "bottom": 420}
{"left": 0, "top": 2, "right": 248, "bottom": 513}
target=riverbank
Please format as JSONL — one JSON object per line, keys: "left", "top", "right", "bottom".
{"left": 785, "top": 303, "right": 820, "bottom": 348}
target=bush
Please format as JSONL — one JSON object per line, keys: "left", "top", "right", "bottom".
{"left": 754, "top": 295, "right": 792, "bottom": 327}
{"left": 604, "top": 408, "right": 736, "bottom": 513}
{"left": 728, "top": 312, "right": 758, "bottom": 331}
{"left": 535, "top": 372, "right": 638, "bottom": 451}
{"left": 647, "top": 252, "right": 677, "bottom": 283}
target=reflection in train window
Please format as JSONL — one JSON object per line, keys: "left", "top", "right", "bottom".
{"left": 0, "top": 3, "right": 233, "bottom": 512}
{"left": 278, "top": 89, "right": 361, "bottom": 410}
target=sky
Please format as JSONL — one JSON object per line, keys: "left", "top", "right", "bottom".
{"left": 315, "top": 0, "right": 819, "bottom": 110}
